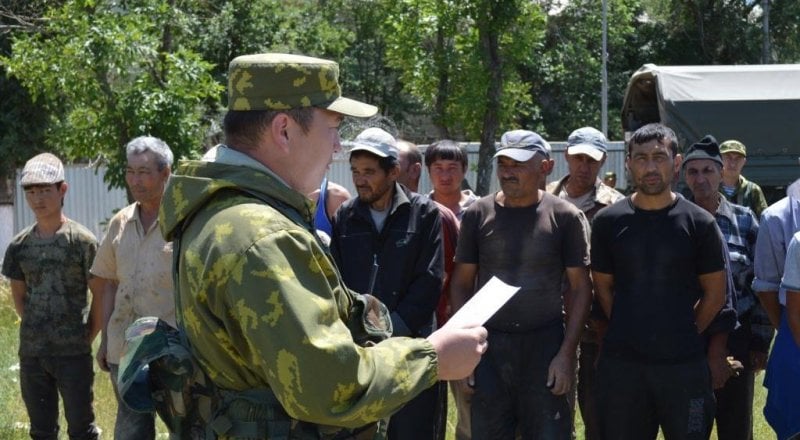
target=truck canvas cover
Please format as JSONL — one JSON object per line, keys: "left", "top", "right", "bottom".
{"left": 621, "top": 64, "right": 800, "bottom": 187}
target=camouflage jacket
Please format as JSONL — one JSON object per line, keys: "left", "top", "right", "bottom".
{"left": 159, "top": 148, "right": 438, "bottom": 431}
{"left": 547, "top": 175, "right": 625, "bottom": 222}
{"left": 722, "top": 175, "right": 768, "bottom": 219}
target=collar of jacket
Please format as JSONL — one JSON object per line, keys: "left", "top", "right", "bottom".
{"left": 355, "top": 182, "right": 411, "bottom": 217}
{"left": 547, "top": 174, "right": 619, "bottom": 207}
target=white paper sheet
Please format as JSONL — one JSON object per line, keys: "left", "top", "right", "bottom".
{"left": 442, "top": 276, "right": 520, "bottom": 329}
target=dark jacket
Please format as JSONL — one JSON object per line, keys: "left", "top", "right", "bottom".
{"left": 331, "top": 183, "right": 443, "bottom": 337}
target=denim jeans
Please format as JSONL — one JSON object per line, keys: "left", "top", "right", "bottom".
{"left": 108, "top": 363, "right": 155, "bottom": 440}
{"left": 19, "top": 354, "right": 99, "bottom": 440}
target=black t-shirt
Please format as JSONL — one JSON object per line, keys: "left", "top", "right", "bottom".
{"left": 591, "top": 196, "right": 725, "bottom": 362}
{"left": 456, "top": 192, "right": 590, "bottom": 332}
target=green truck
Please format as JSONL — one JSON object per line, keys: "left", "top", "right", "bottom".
{"left": 621, "top": 63, "right": 800, "bottom": 202}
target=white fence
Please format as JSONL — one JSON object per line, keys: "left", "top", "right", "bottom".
{"left": 3, "top": 141, "right": 626, "bottom": 264}
{"left": 328, "top": 141, "right": 626, "bottom": 196}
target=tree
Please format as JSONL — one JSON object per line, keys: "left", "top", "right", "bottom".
{"left": 529, "top": 0, "right": 643, "bottom": 140}
{"left": 766, "top": 0, "right": 800, "bottom": 62}
{"left": 0, "top": 0, "right": 55, "bottom": 202}
{"left": 384, "top": 0, "right": 546, "bottom": 194}
{"left": 1, "top": 0, "right": 222, "bottom": 190}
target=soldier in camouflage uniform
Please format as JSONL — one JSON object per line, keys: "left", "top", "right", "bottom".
{"left": 2, "top": 153, "right": 101, "bottom": 440}
{"left": 719, "top": 140, "right": 769, "bottom": 218}
{"left": 158, "top": 53, "right": 488, "bottom": 439}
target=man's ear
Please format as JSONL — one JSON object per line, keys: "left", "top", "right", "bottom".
{"left": 411, "top": 162, "right": 422, "bottom": 180}
{"left": 541, "top": 158, "right": 555, "bottom": 176}
{"left": 673, "top": 153, "right": 683, "bottom": 173}
{"left": 270, "top": 114, "right": 292, "bottom": 154}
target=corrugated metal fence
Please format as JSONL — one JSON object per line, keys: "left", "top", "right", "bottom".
{"left": 10, "top": 141, "right": 626, "bottom": 241}
{"left": 328, "top": 141, "right": 627, "bottom": 195}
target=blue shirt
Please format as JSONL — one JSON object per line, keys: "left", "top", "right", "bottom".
{"left": 781, "top": 231, "right": 800, "bottom": 292}
{"left": 314, "top": 178, "right": 334, "bottom": 236}
{"left": 753, "top": 192, "right": 800, "bottom": 306}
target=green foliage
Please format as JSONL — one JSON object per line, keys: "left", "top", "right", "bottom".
{"left": 1, "top": 0, "right": 223, "bottom": 189}
{"left": 384, "top": 0, "right": 544, "bottom": 140}
{"left": 762, "top": 0, "right": 800, "bottom": 62}
{"left": 528, "top": 0, "right": 642, "bottom": 140}
{"left": 189, "top": 0, "right": 353, "bottom": 91}
{"left": 2, "top": 0, "right": 800, "bottom": 191}
{"left": 0, "top": 1, "right": 54, "bottom": 179}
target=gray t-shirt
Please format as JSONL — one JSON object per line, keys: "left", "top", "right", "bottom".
{"left": 456, "top": 192, "right": 590, "bottom": 332}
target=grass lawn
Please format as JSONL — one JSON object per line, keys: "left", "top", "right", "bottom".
{"left": 0, "top": 278, "right": 774, "bottom": 439}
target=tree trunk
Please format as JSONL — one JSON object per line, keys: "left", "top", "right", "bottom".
{"left": 475, "top": 5, "right": 502, "bottom": 196}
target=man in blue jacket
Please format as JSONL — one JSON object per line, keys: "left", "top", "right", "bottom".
{"left": 331, "top": 127, "right": 444, "bottom": 440}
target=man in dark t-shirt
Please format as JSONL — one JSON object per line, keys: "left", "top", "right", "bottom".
{"left": 450, "top": 130, "right": 592, "bottom": 439}
{"left": 591, "top": 123, "right": 727, "bottom": 439}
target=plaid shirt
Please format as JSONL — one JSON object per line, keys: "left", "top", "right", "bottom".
{"left": 715, "top": 196, "right": 773, "bottom": 353}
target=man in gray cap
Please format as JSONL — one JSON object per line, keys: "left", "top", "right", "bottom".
{"left": 450, "top": 130, "right": 592, "bottom": 439}
{"left": 158, "top": 53, "right": 486, "bottom": 439}
{"left": 546, "top": 127, "right": 624, "bottom": 440}
{"left": 330, "top": 127, "right": 445, "bottom": 440}
{"left": 683, "top": 135, "right": 770, "bottom": 440}
{"left": 2, "top": 153, "right": 102, "bottom": 439}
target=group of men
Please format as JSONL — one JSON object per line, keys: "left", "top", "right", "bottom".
{"left": 3, "top": 50, "right": 798, "bottom": 440}
{"left": 2, "top": 136, "right": 177, "bottom": 439}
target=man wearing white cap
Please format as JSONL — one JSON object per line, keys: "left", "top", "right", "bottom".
{"left": 2, "top": 153, "right": 102, "bottom": 439}
{"left": 450, "top": 130, "right": 592, "bottom": 439}
{"left": 331, "top": 127, "right": 445, "bottom": 440}
{"left": 546, "top": 127, "right": 623, "bottom": 440}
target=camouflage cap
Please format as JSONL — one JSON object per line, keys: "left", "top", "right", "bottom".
{"left": 20, "top": 153, "right": 65, "bottom": 186}
{"left": 227, "top": 53, "right": 378, "bottom": 118}
{"left": 719, "top": 139, "right": 747, "bottom": 157}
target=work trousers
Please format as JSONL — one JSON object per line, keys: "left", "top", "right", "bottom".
{"left": 577, "top": 340, "right": 601, "bottom": 440}
{"left": 387, "top": 380, "right": 445, "bottom": 440}
{"left": 471, "top": 324, "right": 571, "bottom": 440}
{"left": 713, "top": 321, "right": 756, "bottom": 440}
{"left": 596, "top": 354, "right": 715, "bottom": 440}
